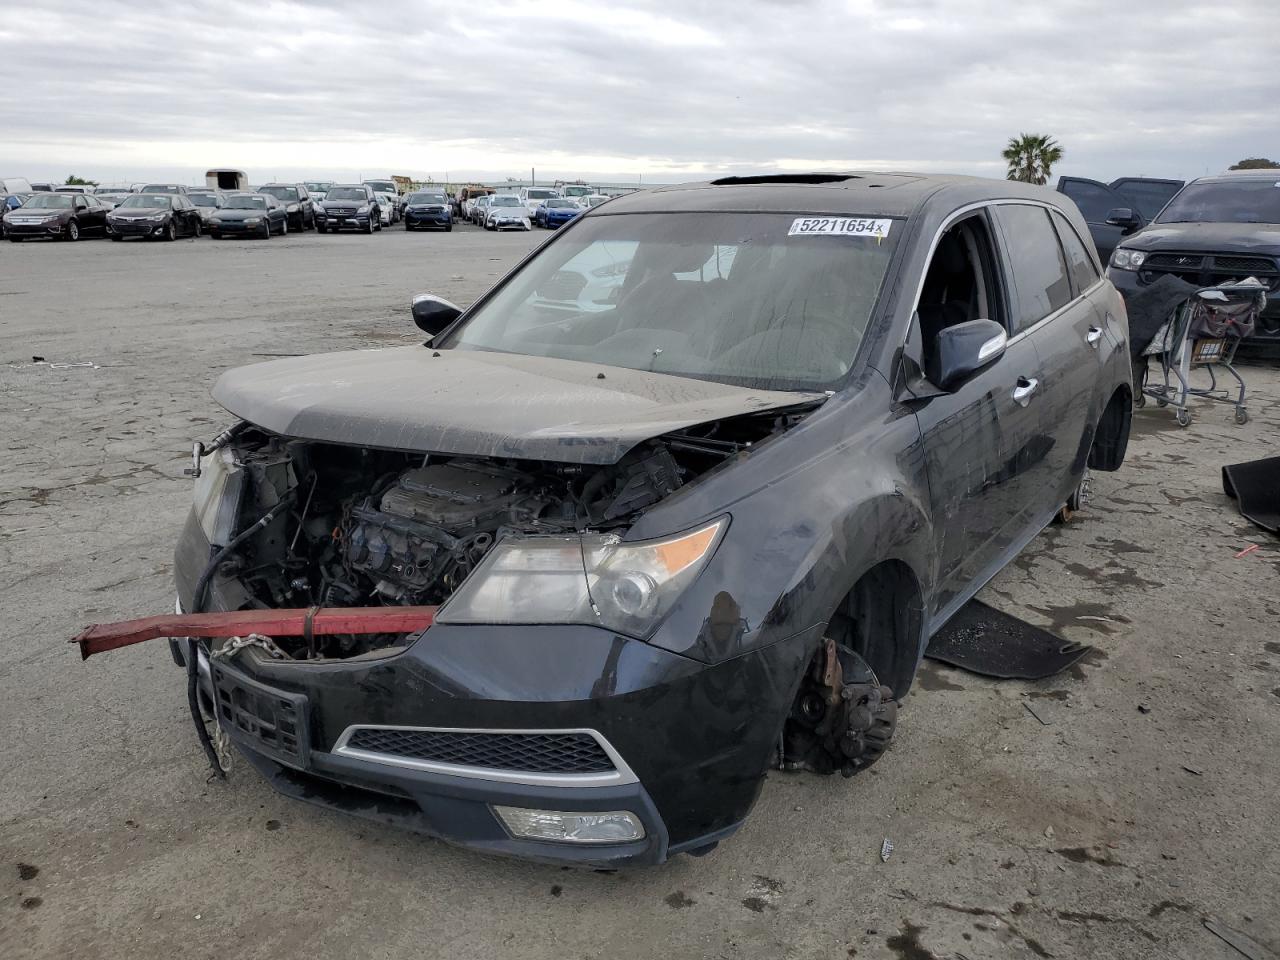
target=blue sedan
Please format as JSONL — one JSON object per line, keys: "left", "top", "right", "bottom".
{"left": 534, "top": 198, "right": 582, "bottom": 229}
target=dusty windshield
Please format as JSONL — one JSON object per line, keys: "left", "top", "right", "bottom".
{"left": 1157, "top": 180, "right": 1280, "bottom": 224}
{"left": 441, "top": 212, "right": 898, "bottom": 390}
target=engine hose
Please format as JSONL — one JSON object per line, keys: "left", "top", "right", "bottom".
{"left": 186, "top": 489, "right": 299, "bottom": 779}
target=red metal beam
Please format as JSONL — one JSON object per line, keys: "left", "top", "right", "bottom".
{"left": 72, "top": 606, "right": 437, "bottom": 660}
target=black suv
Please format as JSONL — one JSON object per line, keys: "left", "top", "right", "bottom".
{"left": 1057, "top": 176, "right": 1184, "bottom": 262}
{"left": 314, "top": 184, "right": 381, "bottom": 234}
{"left": 1105, "top": 171, "right": 1280, "bottom": 356}
{"left": 257, "top": 183, "right": 316, "bottom": 231}
{"left": 151, "top": 174, "right": 1132, "bottom": 867}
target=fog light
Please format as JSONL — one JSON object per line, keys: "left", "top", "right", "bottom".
{"left": 493, "top": 806, "right": 645, "bottom": 844}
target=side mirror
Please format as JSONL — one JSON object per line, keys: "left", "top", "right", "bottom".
{"left": 412, "top": 294, "right": 462, "bottom": 336}
{"left": 926, "top": 319, "right": 1007, "bottom": 391}
{"left": 1105, "top": 207, "right": 1141, "bottom": 230}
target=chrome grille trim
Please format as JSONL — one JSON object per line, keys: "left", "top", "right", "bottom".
{"left": 331, "top": 724, "right": 639, "bottom": 787}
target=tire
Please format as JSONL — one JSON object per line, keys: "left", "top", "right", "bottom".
{"left": 110, "top": 234, "right": 122, "bottom": 242}
{"left": 1235, "top": 407, "right": 1249, "bottom": 425}
{"left": 66, "top": 220, "right": 80, "bottom": 241}
{"left": 280, "top": 217, "right": 288, "bottom": 235}
{"left": 8, "top": 237, "right": 21, "bottom": 243}
{"left": 261, "top": 220, "right": 271, "bottom": 239}
{"left": 210, "top": 232, "right": 221, "bottom": 240}
{"left": 164, "top": 221, "right": 176, "bottom": 242}
{"left": 445, "top": 224, "right": 452, "bottom": 232}
{"left": 365, "top": 216, "right": 375, "bottom": 235}
{"left": 1176, "top": 409, "right": 1192, "bottom": 427}
{"left": 192, "top": 220, "right": 201, "bottom": 238}
{"left": 317, "top": 225, "right": 326, "bottom": 234}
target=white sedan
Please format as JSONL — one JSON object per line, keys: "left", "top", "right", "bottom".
{"left": 485, "top": 195, "right": 532, "bottom": 231}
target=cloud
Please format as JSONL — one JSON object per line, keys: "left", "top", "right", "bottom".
{"left": 1, "top": 0, "right": 1276, "bottom": 185}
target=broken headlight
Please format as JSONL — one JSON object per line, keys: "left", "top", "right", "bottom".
{"left": 191, "top": 447, "right": 244, "bottom": 547}
{"left": 436, "top": 517, "right": 727, "bottom": 637}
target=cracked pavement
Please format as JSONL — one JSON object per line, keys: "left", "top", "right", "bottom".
{"left": 2, "top": 228, "right": 1278, "bottom": 959}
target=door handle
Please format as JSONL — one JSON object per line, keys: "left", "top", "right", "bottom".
{"left": 1012, "top": 377, "right": 1039, "bottom": 406}
{"left": 1086, "top": 326, "right": 1103, "bottom": 347}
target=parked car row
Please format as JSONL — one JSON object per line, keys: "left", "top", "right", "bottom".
{"left": 462, "top": 189, "right": 610, "bottom": 230}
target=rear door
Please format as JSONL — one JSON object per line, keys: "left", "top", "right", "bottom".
{"left": 1056, "top": 177, "right": 1139, "bottom": 263}
{"left": 990, "top": 202, "right": 1095, "bottom": 524}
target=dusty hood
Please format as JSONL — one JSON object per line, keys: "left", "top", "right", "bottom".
{"left": 213, "top": 347, "right": 824, "bottom": 464}
{"left": 1126, "top": 221, "right": 1280, "bottom": 255}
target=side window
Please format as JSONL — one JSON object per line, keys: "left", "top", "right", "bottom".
{"left": 992, "top": 204, "right": 1073, "bottom": 334}
{"left": 75, "top": 198, "right": 88, "bottom": 210}
{"left": 916, "top": 212, "right": 1004, "bottom": 365}
{"left": 1058, "top": 179, "right": 1123, "bottom": 223}
{"left": 1052, "top": 211, "right": 1100, "bottom": 294}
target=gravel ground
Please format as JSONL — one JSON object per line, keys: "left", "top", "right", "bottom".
{"left": 1, "top": 225, "right": 1278, "bottom": 960}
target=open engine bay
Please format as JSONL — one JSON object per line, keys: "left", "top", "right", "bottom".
{"left": 191, "top": 404, "right": 813, "bottom": 661}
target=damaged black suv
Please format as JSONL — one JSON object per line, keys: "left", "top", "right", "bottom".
{"left": 170, "top": 173, "right": 1133, "bottom": 866}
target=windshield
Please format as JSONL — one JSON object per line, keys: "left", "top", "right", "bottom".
{"left": 23, "top": 194, "right": 74, "bottom": 209}
{"left": 365, "top": 181, "right": 396, "bottom": 193}
{"left": 141, "top": 184, "right": 181, "bottom": 194}
{"left": 545, "top": 199, "right": 577, "bottom": 209}
{"left": 527, "top": 190, "right": 557, "bottom": 199}
{"left": 408, "top": 193, "right": 446, "bottom": 203}
{"left": 441, "top": 211, "right": 897, "bottom": 390}
{"left": 562, "top": 186, "right": 591, "bottom": 196}
{"left": 118, "top": 195, "right": 171, "bottom": 209}
{"left": 1157, "top": 180, "right": 1280, "bottom": 225}
{"left": 491, "top": 196, "right": 522, "bottom": 207}
{"left": 259, "top": 186, "right": 299, "bottom": 201}
{"left": 304, "top": 182, "right": 330, "bottom": 191}
{"left": 189, "top": 194, "right": 219, "bottom": 207}
{"left": 224, "top": 195, "right": 268, "bottom": 210}
{"left": 326, "top": 187, "right": 366, "bottom": 201}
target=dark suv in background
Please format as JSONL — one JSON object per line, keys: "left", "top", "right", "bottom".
{"left": 258, "top": 183, "right": 316, "bottom": 231}
{"left": 1105, "top": 170, "right": 1280, "bottom": 355}
{"left": 1058, "top": 176, "right": 1184, "bottom": 262}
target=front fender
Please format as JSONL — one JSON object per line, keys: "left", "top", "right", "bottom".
{"left": 638, "top": 375, "right": 936, "bottom": 665}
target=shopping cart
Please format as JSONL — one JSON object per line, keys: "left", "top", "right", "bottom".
{"left": 1135, "top": 280, "right": 1267, "bottom": 427}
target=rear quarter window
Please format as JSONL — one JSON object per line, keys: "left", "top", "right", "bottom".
{"left": 992, "top": 204, "right": 1074, "bottom": 334}
{"left": 1051, "top": 211, "right": 1101, "bottom": 293}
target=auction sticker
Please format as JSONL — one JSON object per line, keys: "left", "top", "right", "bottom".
{"left": 788, "top": 217, "right": 892, "bottom": 239}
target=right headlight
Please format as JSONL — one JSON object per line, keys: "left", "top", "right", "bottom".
{"left": 1110, "top": 247, "right": 1147, "bottom": 271}
{"left": 192, "top": 448, "right": 244, "bottom": 547}
{"left": 437, "top": 517, "right": 727, "bottom": 637}
{"left": 357, "top": 205, "right": 370, "bottom": 213}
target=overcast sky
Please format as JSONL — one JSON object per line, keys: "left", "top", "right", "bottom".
{"left": 2, "top": 0, "right": 1276, "bottom": 187}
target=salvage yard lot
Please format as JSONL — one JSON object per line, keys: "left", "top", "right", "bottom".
{"left": 1, "top": 227, "right": 1278, "bottom": 960}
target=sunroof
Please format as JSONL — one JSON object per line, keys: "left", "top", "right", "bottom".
{"left": 710, "top": 174, "right": 858, "bottom": 186}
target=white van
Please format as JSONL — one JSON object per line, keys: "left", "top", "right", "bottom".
{"left": 205, "top": 169, "right": 248, "bottom": 191}
{"left": 518, "top": 186, "right": 561, "bottom": 217}
{"left": 0, "top": 177, "right": 33, "bottom": 194}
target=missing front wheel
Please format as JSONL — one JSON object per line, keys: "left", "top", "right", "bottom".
{"left": 780, "top": 637, "right": 898, "bottom": 777}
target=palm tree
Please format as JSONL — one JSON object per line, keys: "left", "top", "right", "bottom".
{"left": 1002, "top": 134, "right": 1064, "bottom": 185}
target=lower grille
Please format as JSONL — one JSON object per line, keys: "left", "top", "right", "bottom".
{"left": 342, "top": 728, "right": 615, "bottom": 774}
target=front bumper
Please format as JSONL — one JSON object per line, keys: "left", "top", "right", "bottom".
{"left": 492, "top": 219, "right": 530, "bottom": 231}
{"left": 109, "top": 219, "right": 166, "bottom": 237}
{"left": 211, "top": 220, "right": 265, "bottom": 234}
{"left": 316, "top": 212, "right": 372, "bottom": 230}
{"left": 170, "top": 511, "right": 811, "bottom": 866}
{"left": 405, "top": 210, "right": 451, "bottom": 228}
{"left": 5, "top": 219, "right": 64, "bottom": 236}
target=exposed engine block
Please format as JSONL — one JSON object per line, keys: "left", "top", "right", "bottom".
{"left": 345, "top": 461, "right": 546, "bottom": 601}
